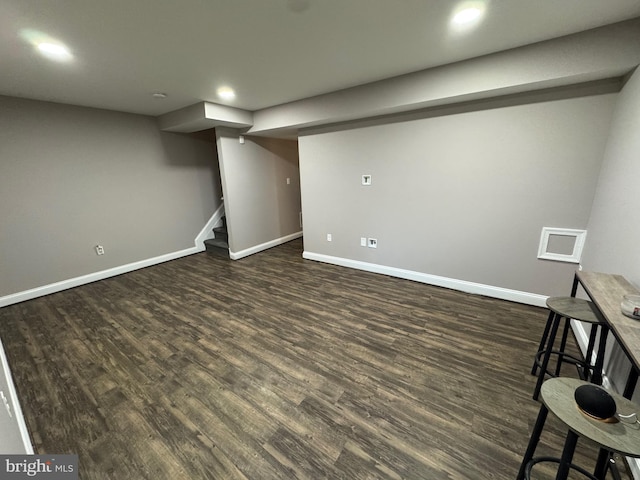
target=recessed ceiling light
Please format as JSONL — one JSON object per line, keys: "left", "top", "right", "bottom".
{"left": 217, "top": 86, "right": 236, "bottom": 101}
{"left": 36, "top": 42, "right": 73, "bottom": 62}
{"left": 19, "top": 29, "right": 74, "bottom": 62}
{"left": 152, "top": 92, "right": 168, "bottom": 99}
{"left": 450, "top": 2, "right": 486, "bottom": 30}
{"left": 453, "top": 8, "right": 482, "bottom": 24}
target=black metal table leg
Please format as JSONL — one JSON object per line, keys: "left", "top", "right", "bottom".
{"left": 591, "top": 325, "right": 609, "bottom": 386}
{"left": 593, "top": 448, "right": 610, "bottom": 479}
{"left": 516, "top": 404, "right": 548, "bottom": 480}
{"left": 531, "top": 310, "right": 554, "bottom": 376}
{"left": 571, "top": 273, "right": 579, "bottom": 297}
{"left": 608, "top": 455, "right": 624, "bottom": 480}
{"left": 583, "top": 326, "right": 598, "bottom": 381}
{"left": 623, "top": 368, "right": 638, "bottom": 399}
{"left": 555, "top": 430, "right": 579, "bottom": 480}
{"left": 555, "top": 318, "right": 572, "bottom": 377}
{"left": 533, "top": 313, "right": 561, "bottom": 401}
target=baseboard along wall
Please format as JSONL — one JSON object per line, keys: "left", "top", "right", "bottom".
{"left": 230, "top": 232, "right": 303, "bottom": 260}
{"left": 0, "top": 246, "right": 204, "bottom": 308}
{"left": 302, "top": 251, "right": 549, "bottom": 307}
{"left": 0, "top": 204, "right": 228, "bottom": 308}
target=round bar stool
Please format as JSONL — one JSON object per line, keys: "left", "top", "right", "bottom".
{"left": 532, "top": 297, "right": 608, "bottom": 401}
{"left": 516, "top": 377, "right": 640, "bottom": 480}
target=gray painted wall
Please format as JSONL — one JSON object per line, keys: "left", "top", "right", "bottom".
{"left": 216, "top": 129, "right": 301, "bottom": 256}
{"left": 582, "top": 69, "right": 640, "bottom": 287}
{"left": 581, "top": 68, "right": 640, "bottom": 403}
{"left": 0, "top": 96, "right": 221, "bottom": 298}
{"left": 299, "top": 92, "right": 616, "bottom": 298}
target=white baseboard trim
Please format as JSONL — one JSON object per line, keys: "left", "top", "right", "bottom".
{"left": 0, "top": 246, "right": 203, "bottom": 308}
{"left": 194, "top": 204, "right": 225, "bottom": 247}
{"left": 571, "top": 320, "right": 592, "bottom": 361}
{"left": 571, "top": 321, "right": 588, "bottom": 351}
{"left": 230, "top": 231, "right": 303, "bottom": 260}
{"left": 0, "top": 340, "right": 34, "bottom": 454}
{"left": 631, "top": 459, "right": 640, "bottom": 480}
{"left": 302, "top": 251, "right": 548, "bottom": 307}
{"left": 0, "top": 206, "right": 230, "bottom": 308}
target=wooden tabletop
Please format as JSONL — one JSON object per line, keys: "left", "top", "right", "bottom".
{"left": 542, "top": 378, "right": 640, "bottom": 457}
{"left": 576, "top": 271, "right": 640, "bottom": 372}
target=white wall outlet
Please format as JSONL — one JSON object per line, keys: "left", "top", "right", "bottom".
{"left": 327, "top": 234, "right": 332, "bottom": 242}
{"left": 360, "top": 237, "right": 367, "bottom": 247}
{"left": 362, "top": 175, "right": 372, "bottom": 186}
{"left": 368, "top": 238, "right": 377, "bottom": 248}
{"left": 286, "top": 177, "right": 291, "bottom": 185}
{"left": 95, "top": 245, "right": 105, "bottom": 255}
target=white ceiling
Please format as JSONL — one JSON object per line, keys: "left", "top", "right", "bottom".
{"left": 2, "top": 0, "right": 640, "bottom": 117}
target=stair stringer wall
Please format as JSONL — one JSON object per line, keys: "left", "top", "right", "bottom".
{"left": 195, "top": 204, "right": 226, "bottom": 247}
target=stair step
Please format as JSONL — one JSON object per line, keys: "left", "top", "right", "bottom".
{"left": 204, "top": 238, "right": 229, "bottom": 257}
{"left": 204, "top": 238, "right": 228, "bottom": 249}
{"left": 213, "top": 226, "right": 228, "bottom": 241}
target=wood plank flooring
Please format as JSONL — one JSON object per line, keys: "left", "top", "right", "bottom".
{"left": 0, "top": 239, "right": 632, "bottom": 479}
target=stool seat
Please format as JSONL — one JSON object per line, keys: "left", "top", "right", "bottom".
{"left": 546, "top": 297, "right": 604, "bottom": 324}
{"left": 532, "top": 297, "right": 608, "bottom": 400}
{"left": 542, "top": 378, "right": 640, "bottom": 458}
{"left": 517, "top": 378, "right": 640, "bottom": 480}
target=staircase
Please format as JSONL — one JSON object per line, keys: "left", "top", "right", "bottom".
{"left": 204, "top": 216, "right": 229, "bottom": 257}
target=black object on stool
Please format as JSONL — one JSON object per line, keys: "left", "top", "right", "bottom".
{"left": 531, "top": 297, "right": 608, "bottom": 401}
{"left": 516, "top": 378, "right": 640, "bottom": 480}
{"left": 575, "top": 384, "right": 617, "bottom": 420}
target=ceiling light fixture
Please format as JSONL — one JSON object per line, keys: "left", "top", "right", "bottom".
{"left": 450, "top": 1, "right": 486, "bottom": 31}
{"left": 20, "top": 29, "right": 74, "bottom": 62}
{"left": 152, "top": 92, "right": 168, "bottom": 99}
{"left": 36, "top": 42, "right": 73, "bottom": 62}
{"left": 453, "top": 7, "right": 482, "bottom": 25}
{"left": 217, "top": 86, "right": 236, "bottom": 101}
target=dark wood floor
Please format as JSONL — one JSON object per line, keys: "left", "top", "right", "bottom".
{"left": 0, "top": 239, "right": 631, "bottom": 479}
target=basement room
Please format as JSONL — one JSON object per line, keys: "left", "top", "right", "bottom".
{"left": 1, "top": 1, "right": 640, "bottom": 479}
